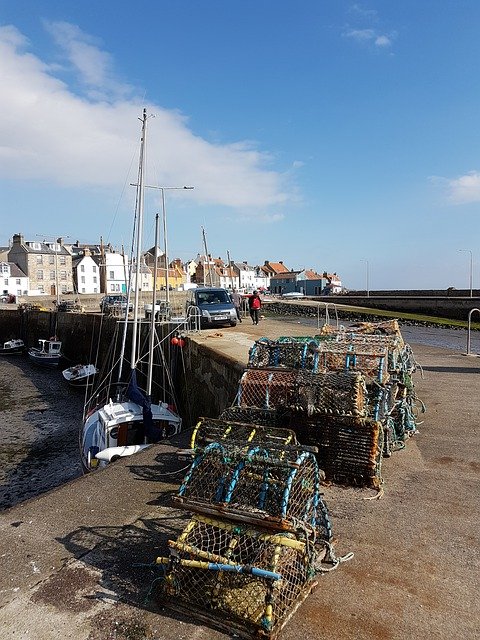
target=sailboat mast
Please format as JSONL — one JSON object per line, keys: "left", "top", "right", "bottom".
{"left": 130, "top": 108, "right": 148, "bottom": 371}
{"left": 147, "top": 213, "right": 160, "bottom": 396}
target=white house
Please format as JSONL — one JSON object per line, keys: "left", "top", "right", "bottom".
{"left": 103, "top": 251, "right": 130, "bottom": 294}
{"left": 0, "top": 262, "right": 29, "bottom": 299}
{"left": 73, "top": 255, "right": 100, "bottom": 294}
{"left": 232, "top": 262, "right": 268, "bottom": 291}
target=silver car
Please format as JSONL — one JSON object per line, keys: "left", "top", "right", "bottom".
{"left": 187, "top": 287, "right": 237, "bottom": 327}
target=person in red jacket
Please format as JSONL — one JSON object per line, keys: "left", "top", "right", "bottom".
{"left": 248, "top": 290, "right": 262, "bottom": 325}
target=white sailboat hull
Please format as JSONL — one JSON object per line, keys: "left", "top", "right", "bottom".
{"left": 81, "top": 398, "right": 182, "bottom": 472}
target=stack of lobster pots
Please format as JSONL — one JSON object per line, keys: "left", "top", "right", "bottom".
{"left": 156, "top": 418, "right": 342, "bottom": 639}
{"left": 227, "top": 319, "right": 421, "bottom": 491}
{"left": 154, "top": 319, "right": 420, "bottom": 638}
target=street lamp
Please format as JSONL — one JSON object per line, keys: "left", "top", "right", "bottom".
{"left": 135, "top": 184, "right": 194, "bottom": 305}
{"left": 458, "top": 249, "right": 473, "bottom": 298}
{"left": 361, "top": 259, "right": 370, "bottom": 297}
{"left": 158, "top": 186, "right": 194, "bottom": 305}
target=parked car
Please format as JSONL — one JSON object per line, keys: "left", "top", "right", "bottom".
{"left": 186, "top": 287, "right": 237, "bottom": 328}
{"left": 144, "top": 300, "right": 170, "bottom": 320}
{"left": 100, "top": 295, "right": 133, "bottom": 313}
{"left": 281, "top": 292, "right": 306, "bottom": 299}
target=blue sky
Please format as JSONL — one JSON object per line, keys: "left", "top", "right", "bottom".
{"left": 1, "top": 1, "right": 480, "bottom": 290}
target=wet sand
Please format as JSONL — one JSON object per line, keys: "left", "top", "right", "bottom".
{"left": 0, "top": 356, "right": 84, "bottom": 510}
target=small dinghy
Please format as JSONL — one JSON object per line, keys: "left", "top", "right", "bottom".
{"left": 62, "top": 363, "right": 98, "bottom": 387}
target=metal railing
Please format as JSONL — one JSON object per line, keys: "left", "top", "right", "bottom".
{"left": 466, "top": 308, "right": 480, "bottom": 355}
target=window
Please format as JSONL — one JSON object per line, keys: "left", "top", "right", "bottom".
{"left": 16, "top": 279, "right": 21, "bottom": 285}
{"left": 81, "top": 276, "right": 85, "bottom": 284}
{"left": 16, "top": 290, "right": 21, "bottom": 296}
{"left": 60, "top": 271, "right": 67, "bottom": 280}
{"left": 37, "top": 255, "right": 43, "bottom": 264}
{"left": 81, "top": 288, "right": 85, "bottom": 293}
{"left": 38, "top": 285, "right": 44, "bottom": 293}
{"left": 94, "top": 287, "right": 98, "bottom": 293}
{"left": 93, "top": 265, "right": 97, "bottom": 273}
{"left": 61, "top": 284, "right": 67, "bottom": 293}
{"left": 4, "top": 279, "right": 7, "bottom": 285}
{"left": 93, "top": 277, "right": 97, "bottom": 283}
{"left": 49, "top": 255, "right": 55, "bottom": 264}
{"left": 80, "top": 265, "right": 85, "bottom": 272}
{"left": 50, "top": 271, "right": 56, "bottom": 280}
{"left": 109, "top": 270, "right": 115, "bottom": 279}
{"left": 110, "top": 284, "right": 115, "bottom": 292}
{"left": 59, "top": 256, "right": 66, "bottom": 265}
{"left": 37, "top": 270, "right": 44, "bottom": 280}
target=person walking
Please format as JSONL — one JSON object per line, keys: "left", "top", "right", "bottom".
{"left": 231, "top": 289, "right": 243, "bottom": 323}
{"left": 248, "top": 290, "right": 262, "bottom": 325}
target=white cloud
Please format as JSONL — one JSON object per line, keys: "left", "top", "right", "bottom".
{"left": 431, "top": 171, "right": 480, "bottom": 204}
{"left": 0, "top": 23, "right": 291, "bottom": 215}
{"left": 43, "top": 21, "right": 130, "bottom": 99}
{"left": 344, "top": 28, "right": 375, "bottom": 42}
{"left": 375, "top": 35, "right": 392, "bottom": 47}
{"left": 343, "top": 28, "right": 393, "bottom": 48}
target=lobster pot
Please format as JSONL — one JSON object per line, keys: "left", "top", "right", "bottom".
{"left": 366, "top": 380, "right": 398, "bottom": 422}
{"left": 347, "top": 319, "right": 404, "bottom": 340}
{"left": 248, "top": 338, "right": 322, "bottom": 372}
{"left": 387, "top": 390, "right": 419, "bottom": 447}
{"left": 333, "top": 333, "right": 405, "bottom": 374}
{"left": 191, "top": 417, "right": 298, "bottom": 451}
{"left": 158, "top": 515, "right": 321, "bottom": 640}
{"left": 315, "top": 343, "right": 390, "bottom": 384}
{"left": 177, "top": 443, "right": 331, "bottom": 538}
{"left": 397, "top": 344, "right": 418, "bottom": 377}
{"left": 292, "top": 371, "right": 367, "bottom": 417}
{"left": 294, "top": 415, "right": 384, "bottom": 489}
{"left": 238, "top": 369, "right": 298, "bottom": 410}
{"left": 219, "top": 406, "right": 288, "bottom": 429}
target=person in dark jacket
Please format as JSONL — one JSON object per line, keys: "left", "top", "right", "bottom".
{"left": 248, "top": 290, "right": 261, "bottom": 325}
{"left": 231, "top": 289, "right": 243, "bottom": 322}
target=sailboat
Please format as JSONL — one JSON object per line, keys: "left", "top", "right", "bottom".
{"left": 80, "top": 109, "right": 182, "bottom": 472}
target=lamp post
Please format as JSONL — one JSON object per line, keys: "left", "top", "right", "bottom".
{"left": 361, "top": 259, "right": 370, "bottom": 297}
{"left": 458, "top": 249, "right": 473, "bottom": 298}
{"left": 135, "top": 184, "right": 194, "bottom": 305}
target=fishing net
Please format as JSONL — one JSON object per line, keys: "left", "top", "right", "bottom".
{"left": 247, "top": 338, "right": 322, "bottom": 372}
{"left": 157, "top": 514, "right": 324, "bottom": 639}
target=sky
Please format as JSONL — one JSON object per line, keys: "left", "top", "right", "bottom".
{"left": 1, "top": 1, "right": 480, "bottom": 290}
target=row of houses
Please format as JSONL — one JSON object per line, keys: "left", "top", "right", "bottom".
{"left": 0, "top": 233, "right": 342, "bottom": 299}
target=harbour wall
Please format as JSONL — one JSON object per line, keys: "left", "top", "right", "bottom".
{"left": 274, "top": 296, "right": 480, "bottom": 321}
{"left": 0, "top": 309, "right": 243, "bottom": 427}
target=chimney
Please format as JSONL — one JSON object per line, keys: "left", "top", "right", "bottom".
{"left": 12, "top": 233, "right": 24, "bottom": 245}
{"left": 279, "top": 261, "right": 283, "bottom": 264}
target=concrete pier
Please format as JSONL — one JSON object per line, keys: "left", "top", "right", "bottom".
{"left": 0, "top": 318, "right": 478, "bottom": 639}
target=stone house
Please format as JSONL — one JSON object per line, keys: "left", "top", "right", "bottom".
{"left": 8, "top": 234, "right": 74, "bottom": 295}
